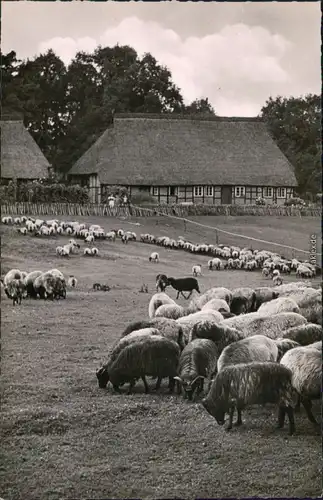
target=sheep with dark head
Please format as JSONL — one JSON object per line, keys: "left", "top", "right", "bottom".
{"left": 230, "top": 287, "right": 256, "bottom": 315}
{"left": 280, "top": 346, "right": 321, "bottom": 426}
{"left": 254, "top": 287, "right": 279, "bottom": 310}
{"left": 155, "top": 274, "right": 168, "bottom": 292}
{"left": 166, "top": 277, "right": 200, "bottom": 300}
{"left": 96, "top": 335, "right": 180, "bottom": 394}
{"left": 174, "top": 339, "right": 218, "bottom": 401}
{"left": 202, "top": 362, "right": 296, "bottom": 434}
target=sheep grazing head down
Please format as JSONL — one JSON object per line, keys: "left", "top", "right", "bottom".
{"left": 96, "top": 367, "right": 109, "bottom": 388}
{"left": 174, "top": 375, "right": 204, "bottom": 400}
{"left": 201, "top": 397, "right": 226, "bottom": 426}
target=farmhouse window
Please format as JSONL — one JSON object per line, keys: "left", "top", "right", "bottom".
{"left": 168, "top": 186, "right": 177, "bottom": 196}
{"left": 235, "top": 186, "right": 245, "bottom": 198}
{"left": 263, "top": 187, "right": 273, "bottom": 198}
{"left": 152, "top": 186, "right": 159, "bottom": 196}
{"left": 277, "top": 187, "right": 286, "bottom": 198}
{"left": 205, "top": 186, "right": 214, "bottom": 197}
{"left": 194, "top": 186, "right": 203, "bottom": 197}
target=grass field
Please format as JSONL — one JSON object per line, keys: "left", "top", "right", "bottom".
{"left": 0, "top": 215, "right": 321, "bottom": 500}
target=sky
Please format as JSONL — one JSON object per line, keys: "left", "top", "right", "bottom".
{"left": 2, "top": 1, "right": 321, "bottom": 117}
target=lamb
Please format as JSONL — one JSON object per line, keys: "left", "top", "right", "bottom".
{"left": 149, "top": 252, "right": 159, "bottom": 263}
{"left": 202, "top": 362, "right": 296, "bottom": 434}
{"left": 84, "top": 248, "right": 92, "bottom": 255}
{"left": 230, "top": 288, "right": 256, "bottom": 315}
{"left": 155, "top": 274, "right": 168, "bottom": 292}
{"left": 165, "top": 277, "right": 200, "bottom": 300}
{"left": 17, "top": 227, "right": 27, "bottom": 235}
{"left": 280, "top": 346, "right": 321, "bottom": 425}
{"left": 281, "top": 323, "right": 322, "bottom": 346}
{"left": 24, "top": 270, "right": 43, "bottom": 298}
{"left": 154, "top": 303, "right": 185, "bottom": 320}
{"left": 96, "top": 335, "right": 180, "bottom": 394}
{"left": 67, "top": 275, "right": 78, "bottom": 288}
{"left": 201, "top": 298, "right": 230, "bottom": 314}
{"left": 174, "top": 339, "right": 218, "bottom": 400}
{"left": 223, "top": 312, "right": 307, "bottom": 340}
{"left": 192, "top": 265, "right": 202, "bottom": 277}
{"left": 148, "top": 292, "right": 177, "bottom": 319}
{"left": 257, "top": 297, "right": 300, "bottom": 316}
{"left": 91, "top": 247, "right": 99, "bottom": 255}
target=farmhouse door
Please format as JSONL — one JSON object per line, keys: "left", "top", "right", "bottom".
{"left": 221, "top": 186, "right": 232, "bottom": 204}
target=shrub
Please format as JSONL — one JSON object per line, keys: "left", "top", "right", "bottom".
{"left": 0, "top": 179, "right": 89, "bottom": 203}
{"left": 130, "top": 192, "right": 157, "bottom": 206}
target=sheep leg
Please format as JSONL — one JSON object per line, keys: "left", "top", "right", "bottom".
{"left": 168, "top": 377, "right": 176, "bottom": 394}
{"left": 176, "top": 291, "right": 180, "bottom": 300}
{"left": 294, "top": 394, "right": 301, "bottom": 412}
{"left": 142, "top": 376, "right": 150, "bottom": 394}
{"left": 226, "top": 406, "right": 235, "bottom": 431}
{"left": 113, "top": 384, "right": 122, "bottom": 394}
{"left": 176, "top": 380, "right": 182, "bottom": 395}
{"left": 127, "top": 379, "right": 136, "bottom": 395}
{"left": 196, "top": 379, "right": 204, "bottom": 396}
{"left": 277, "top": 406, "right": 286, "bottom": 428}
{"left": 301, "top": 398, "right": 318, "bottom": 425}
{"left": 286, "top": 406, "right": 295, "bottom": 435}
{"left": 155, "top": 376, "right": 162, "bottom": 391}
{"left": 235, "top": 409, "right": 243, "bottom": 426}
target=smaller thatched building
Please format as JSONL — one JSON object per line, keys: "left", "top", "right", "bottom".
{"left": 68, "top": 113, "right": 298, "bottom": 205}
{"left": 1, "top": 120, "right": 51, "bottom": 184}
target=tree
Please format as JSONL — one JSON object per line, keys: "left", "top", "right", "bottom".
{"left": 183, "top": 97, "right": 215, "bottom": 115}
{"left": 261, "top": 95, "right": 321, "bottom": 196}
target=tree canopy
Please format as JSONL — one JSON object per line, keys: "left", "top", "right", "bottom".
{"left": 2, "top": 46, "right": 321, "bottom": 195}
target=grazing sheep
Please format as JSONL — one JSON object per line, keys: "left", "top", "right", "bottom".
{"left": 68, "top": 276, "right": 78, "bottom": 288}
{"left": 296, "top": 264, "right": 315, "bottom": 279}
{"left": 6, "top": 278, "right": 26, "bottom": 305}
{"left": 155, "top": 303, "right": 185, "bottom": 320}
{"left": 273, "top": 276, "right": 283, "bottom": 286}
{"left": 254, "top": 287, "right": 279, "bottom": 310}
{"left": 273, "top": 269, "right": 280, "bottom": 277}
{"left": 202, "top": 362, "right": 296, "bottom": 434}
{"left": 106, "top": 231, "right": 116, "bottom": 241}
{"left": 33, "top": 272, "right": 56, "bottom": 300}
{"left": 155, "top": 274, "right": 168, "bottom": 292}
{"left": 96, "top": 335, "right": 180, "bottom": 394}
{"left": 208, "top": 258, "right": 222, "bottom": 270}
{"left": 91, "top": 247, "right": 99, "bottom": 256}
{"left": 174, "top": 339, "right": 218, "bottom": 400}
{"left": 193, "top": 287, "right": 232, "bottom": 310}
{"left": 262, "top": 268, "right": 271, "bottom": 278}
{"left": 280, "top": 346, "right": 321, "bottom": 425}
{"left": 3, "top": 269, "right": 23, "bottom": 287}
{"left": 85, "top": 234, "right": 95, "bottom": 243}
{"left": 217, "top": 335, "right": 280, "bottom": 373}
{"left": 202, "top": 298, "right": 230, "bottom": 314}
{"left": 230, "top": 288, "right": 256, "bottom": 315}
{"left": 2, "top": 216, "right": 13, "bottom": 224}
{"left": 281, "top": 323, "right": 322, "bottom": 346}
{"left": 24, "top": 270, "right": 43, "bottom": 298}
{"left": 223, "top": 312, "right": 307, "bottom": 340}
{"left": 121, "top": 318, "right": 185, "bottom": 350}
{"left": 258, "top": 297, "right": 300, "bottom": 316}
{"left": 149, "top": 252, "right": 159, "bottom": 263}
{"left": 148, "top": 292, "right": 177, "bottom": 319}
{"left": 166, "top": 277, "right": 200, "bottom": 300}
{"left": 192, "top": 265, "right": 202, "bottom": 277}
{"left": 17, "top": 227, "right": 27, "bottom": 235}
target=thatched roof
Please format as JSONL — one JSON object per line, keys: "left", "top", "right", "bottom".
{"left": 69, "top": 114, "right": 298, "bottom": 187}
{"left": 1, "top": 120, "right": 50, "bottom": 179}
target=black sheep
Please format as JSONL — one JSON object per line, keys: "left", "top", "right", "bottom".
{"left": 166, "top": 277, "right": 200, "bottom": 300}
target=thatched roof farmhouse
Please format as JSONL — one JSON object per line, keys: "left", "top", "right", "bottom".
{"left": 1, "top": 120, "right": 50, "bottom": 183}
{"left": 68, "top": 114, "right": 298, "bottom": 205}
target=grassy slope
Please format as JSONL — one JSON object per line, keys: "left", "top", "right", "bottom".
{"left": 0, "top": 215, "right": 321, "bottom": 500}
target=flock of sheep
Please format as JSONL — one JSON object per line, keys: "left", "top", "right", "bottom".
{"left": 2, "top": 214, "right": 322, "bottom": 437}
{"left": 2, "top": 216, "right": 320, "bottom": 287}
{"left": 96, "top": 279, "right": 322, "bottom": 436}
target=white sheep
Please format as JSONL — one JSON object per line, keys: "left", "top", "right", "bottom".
{"left": 56, "top": 246, "right": 64, "bottom": 256}
{"left": 262, "top": 267, "right": 271, "bottom": 278}
{"left": 272, "top": 269, "right": 280, "bottom": 277}
{"left": 296, "top": 264, "right": 315, "bottom": 279}
{"left": 106, "top": 231, "right": 116, "bottom": 241}
{"left": 201, "top": 298, "right": 230, "bottom": 313}
{"left": 84, "top": 248, "right": 92, "bottom": 255}
{"left": 149, "top": 252, "right": 159, "bottom": 263}
{"left": 192, "top": 265, "right": 202, "bottom": 277}
{"left": 148, "top": 292, "right": 177, "bottom": 319}
{"left": 2, "top": 216, "right": 13, "bottom": 224}
{"left": 91, "top": 247, "right": 99, "bottom": 256}
{"left": 17, "top": 227, "right": 27, "bottom": 235}
{"left": 85, "top": 234, "right": 95, "bottom": 243}
{"left": 280, "top": 346, "right": 321, "bottom": 425}
{"left": 14, "top": 217, "right": 21, "bottom": 225}
{"left": 208, "top": 258, "right": 222, "bottom": 270}
{"left": 257, "top": 297, "right": 300, "bottom": 316}
{"left": 154, "top": 303, "right": 185, "bottom": 320}
{"left": 273, "top": 275, "right": 283, "bottom": 286}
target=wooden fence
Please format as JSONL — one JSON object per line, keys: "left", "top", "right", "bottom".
{"left": 1, "top": 202, "right": 321, "bottom": 218}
